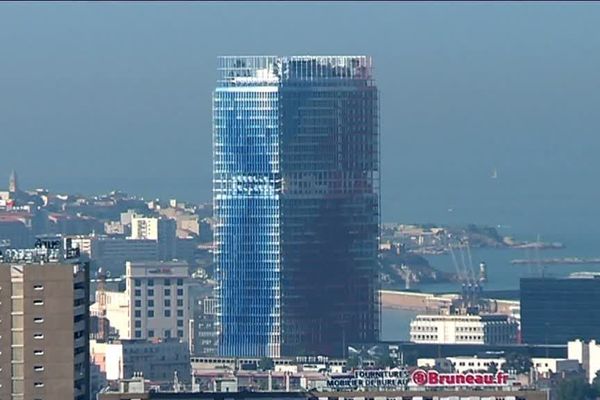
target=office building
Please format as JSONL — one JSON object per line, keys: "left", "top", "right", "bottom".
{"left": 521, "top": 275, "right": 600, "bottom": 344}
{"left": 67, "top": 235, "right": 159, "bottom": 274}
{"left": 91, "top": 261, "right": 191, "bottom": 342}
{"left": 129, "top": 216, "right": 177, "bottom": 261}
{"left": 90, "top": 338, "right": 190, "bottom": 383}
{"left": 214, "top": 56, "right": 379, "bottom": 357}
{"left": 0, "top": 260, "right": 89, "bottom": 400}
{"left": 192, "top": 296, "right": 219, "bottom": 356}
{"left": 410, "top": 314, "right": 519, "bottom": 345}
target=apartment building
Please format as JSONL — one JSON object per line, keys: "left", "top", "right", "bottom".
{"left": 0, "top": 260, "right": 89, "bottom": 400}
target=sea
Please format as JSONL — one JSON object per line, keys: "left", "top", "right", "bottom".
{"left": 380, "top": 230, "right": 600, "bottom": 341}
{"left": 378, "top": 164, "right": 600, "bottom": 342}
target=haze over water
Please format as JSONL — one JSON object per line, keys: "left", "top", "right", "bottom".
{"left": 2, "top": 2, "right": 599, "bottom": 343}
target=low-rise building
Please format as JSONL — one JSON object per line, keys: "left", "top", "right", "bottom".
{"left": 530, "top": 357, "right": 580, "bottom": 376}
{"left": 418, "top": 355, "right": 506, "bottom": 373}
{"left": 98, "top": 386, "right": 548, "bottom": 400}
{"left": 91, "top": 338, "right": 190, "bottom": 383}
{"left": 410, "top": 313, "right": 519, "bottom": 345}
{"left": 568, "top": 339, "right": 600, "bottom": 383}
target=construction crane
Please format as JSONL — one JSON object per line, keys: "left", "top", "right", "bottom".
{"left": 449, "top": 239, "right": 485, "bottom": 314}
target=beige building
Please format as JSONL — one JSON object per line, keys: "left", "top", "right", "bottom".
{"left": 0, "top": 261, "right": 89, "bottom": 400}
{"left": 92, "top": 261, "right": 191, "bottom": 343}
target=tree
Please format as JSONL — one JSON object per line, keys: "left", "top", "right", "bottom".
{"left": 374, "top": 354, "right": 396, "bottom": 369}
{"left": 501, "top": 353, "right": 532, "bottom": 374}
{"left": 591, "top": 370, "right": 600, "bottom": 395}
{"left": 487, "top": 361, "right": 498, "bottom": 374}
{"left": 258, "top": 357, "right": 274, "bottom": 371}
{"left": 556, "top": 376, "right": 596, "bottom": 400}
{"left": 346, "top": 355, "right": 360, "bottom": 370}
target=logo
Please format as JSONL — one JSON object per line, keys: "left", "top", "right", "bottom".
{"left": 325, "top": 368, "right": 510, "bottom": 391}
{"left": 410, "top": 369, "right": 510, "bottom": 387}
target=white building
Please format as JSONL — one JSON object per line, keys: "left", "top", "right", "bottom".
{"left": 130, "top": 217, "right": 160, "bottom": 240}
{"left": 568, "top": 339, "right": 600, "bottom": 383}
{"left": 410, "top": 314, "right": 518, "bottom": 344}
{"left": 91, "top": 261, "right": 191, "bottom": 343}
{"left": 418, "top": 356, "right": 506, "bottom": 373}
{"left": 418, "top": 355, "right": 579, "bottom": 377}
{"left": 531, "top": 357, "right": 580, "bottom": 376}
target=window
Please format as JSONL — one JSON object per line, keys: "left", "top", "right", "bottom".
{"left": 177, "top": 330, "right": 184, "bottom": 338}
{"left": 135, "top": 320, "right": 141, "bottom": 328}
{"left": 177, "top": 299, "right": 183, "bottom": 307}
{"left": 164, "top": 329, "right": 171, "bottom": 338}
{"left": 34, "top": 365, "right": 44, "bottom": 372}
{"left": 34, "top": 382, "right": 44, "bottom": 388}
{"left": 148, "top": 300, "right": 154, "bottom": 307}
{"left": 148, "top": 279, "right": 154, "bottom": 287}
{"left": 134, "top": 310, "right": 141, "bottom": 318}
{"left": 176, "top": 279, "right": 183, "bottom": 286}
{"left": 177, "top": 310, "right": 183, "bottom": 317}
{"left": 177, "top": 319, "right": 183, "bottom": 327}
{"left": 135, "top": 279, "right": 141, "bottom": 287}
{"left": 33, "top": 285, "right": 44, "bottom": 291}
{"left": 164, "top": 299, "right": 171, "bottom": 307}
{"left": 34, "top": 350, "right": 44, "bottom": 356}
{"left": 135, "top": 300, "right": 141, "bottom": 308}
{"left": 164, "top": 279, "right": 171, "bottom": 286}
{"left": 177, "top": 288, "right": 183, "bottom": 296}
{"left": 164, "top": 310, "right": 171, "bottom": 317}
{"left": 164, "top": 288, "right": 171, "bottom": 296}
{"left": 135, "top": 289, "right": 141, "bottom": 297}
{"left": 147, "top": 289, "right": 154, "bottom": 297}
{"left": 33, "top": 333, "right": 44, "bottom": 339}
{"left": 33, "top": 300, "right": 44, "bottom": 306}
{"left": 135, "top": 330, "right": 142, "bottom": 338}
{"left": 148, "top": 330, "right": 154, "bottom": 337}
{"left": 148, "top": 310, "right": 154, "bottom": 318}
{"left": 33, "top": 317, "right": 44, "bottom": 324}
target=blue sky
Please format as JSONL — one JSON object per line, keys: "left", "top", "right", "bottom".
{"left": 1, "top": 2, "right": 599, "bottom": 233}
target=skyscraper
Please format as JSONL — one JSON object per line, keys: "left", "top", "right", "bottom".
{"left": 213, "top": 56, "right": 380, "bottom": 357}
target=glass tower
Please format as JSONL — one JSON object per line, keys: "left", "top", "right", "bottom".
{"left": 213, "top": 56, "right": 379, "bottom": 357}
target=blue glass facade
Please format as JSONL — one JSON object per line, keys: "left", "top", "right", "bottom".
{"left": 214, "top": 56, "right": 379, "bottom": 357}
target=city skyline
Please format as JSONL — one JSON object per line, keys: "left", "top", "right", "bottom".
{"left": 2, "top": 2, "right": 600, "bottom": 399}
